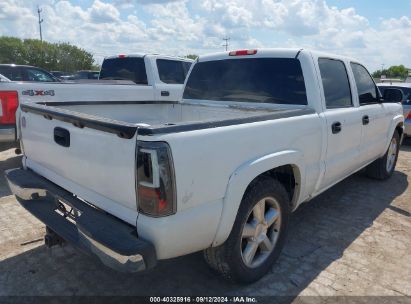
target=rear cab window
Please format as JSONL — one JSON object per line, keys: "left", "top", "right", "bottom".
{"left": 157, "top": 59, "right": 192, "bottom": 84}
{"left": 100, "top": 57, "right": 148, "bottom": 85}
{"left": 183, "top": 58, "right": 307, "bottom": 105}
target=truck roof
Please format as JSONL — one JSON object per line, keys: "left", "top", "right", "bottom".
{"left": 104, "top": 54, "right": 193, "bottom": 62}
{"left": 0, "top": 64, "right": 38, "bottom": 68}
{"left": 198, "top": 48, "right": 359, "bottom": 64}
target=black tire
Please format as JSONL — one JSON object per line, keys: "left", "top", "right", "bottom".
{"left": 204, "top": 178, "right": 290, "bottom": 283}
{"left": 365, "top": 131, "right": 400, "bottom": 180}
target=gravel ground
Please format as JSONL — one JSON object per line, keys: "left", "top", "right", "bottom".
{"left": 0, "top": 144, "right": 410, "bottom": 298}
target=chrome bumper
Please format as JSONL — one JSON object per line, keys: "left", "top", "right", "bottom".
{"left": 5, "top": 168, "right": 157, "bottom": 272}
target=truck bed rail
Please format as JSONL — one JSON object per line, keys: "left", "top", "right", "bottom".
{"left": 20, "top": 101, "right": 316, "bottom": 138}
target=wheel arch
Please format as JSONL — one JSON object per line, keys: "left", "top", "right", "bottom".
{"left": 211, "top": 150, "right": 304, "bottom": 246}
{"left": 385, "top": 115, "right": 404, "bottom": 151}
{"left": 395, "top": 121, "right": 404, "bottom": 143}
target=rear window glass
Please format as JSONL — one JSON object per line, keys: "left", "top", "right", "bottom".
{"left": 183, "top": 58, "right": 307, "bottom": 105}
{"left": 157, "top": 59, "right": 192, "bottom": 84}
{"left": 100, "top": 57, "right": 147, "bottom": 84}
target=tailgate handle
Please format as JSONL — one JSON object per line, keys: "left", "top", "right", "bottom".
{"left": 54, "top": 127, "right": 70, "bottom": 147}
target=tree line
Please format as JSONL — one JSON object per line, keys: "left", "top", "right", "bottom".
{"left": 1, "top": 37, "right": 408, "bottom": 78}
{"left": 372, "top": 65, "right": 410, "bottom": 80}
{"left": 0, "top": 36, "right": 96, "bottom": 72}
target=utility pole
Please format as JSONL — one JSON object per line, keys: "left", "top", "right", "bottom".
{"left": 222, "top": 37, "right": 230, "bottom": 51}
{"left": 37, "top": 6, "right": 43, "bottom": 42}
{"left": 381, "top": 64, "right": 385, "bottom": 72}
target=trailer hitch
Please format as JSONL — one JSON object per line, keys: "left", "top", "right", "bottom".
{"left": 44, "top": 227, "right": 65, "bottom": 248}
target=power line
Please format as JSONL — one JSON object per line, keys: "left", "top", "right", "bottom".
{"left": 37, "top": 5, "right": 44, "bottom": 42}
{"left": 222, "top": 37, "right": 230, "bottom": 51}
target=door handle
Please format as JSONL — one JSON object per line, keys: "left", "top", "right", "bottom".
{"left": 161, "top": 91, "right": 170, "bottom": 97}
{"left": 54, "top": 127, "right": 70, "bottom": 147}
{"left": 331, "top": 122, "right": 342, "bottom": 134}
{"left": 362, "top": 115, "right": 370, "bottom": 125}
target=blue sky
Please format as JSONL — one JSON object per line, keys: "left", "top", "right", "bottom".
{"left": 1, "top": 0, "right": 410, "bottom": 71}
{"left": 327, "top": 0, "right": 411, "bottom": 24}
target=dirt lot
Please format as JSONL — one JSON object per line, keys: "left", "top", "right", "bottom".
{"left": 0, "top": 144, "right": 410, "bottom": 298}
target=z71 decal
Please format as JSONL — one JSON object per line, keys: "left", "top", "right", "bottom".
{"left": 22, "top": 89, "right": 55, "bottom": 96}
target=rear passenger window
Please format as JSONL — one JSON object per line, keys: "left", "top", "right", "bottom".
{"left": 157, "top": 59, "right": 191, "bottom": 84}
{"left": 351, "top": 63, "right": 378, "bottom": 105}
{"left": 318, "top": 58, "right": 352, "bottom": 108}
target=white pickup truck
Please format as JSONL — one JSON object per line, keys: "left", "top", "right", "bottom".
{"left": 6, "top": 49, "right": 404, "bottom": 283}
{"left": 0, "top": 55, "right": 192, "bottom": 147}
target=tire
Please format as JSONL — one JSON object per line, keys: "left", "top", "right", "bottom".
{"left": 365, "top": 131, "right": 400, "bottom": 180}
{"left": 204, "top": 178, "right": 290, "bottom": 283}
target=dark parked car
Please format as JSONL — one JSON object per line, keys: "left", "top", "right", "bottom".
{"left": 0, "top": 64, "right": 60, "bottom": 82}
{"left": 50, "top": 71, "right": 71, "bottom": 79}
{"left": 378, "top": 83, "right": 411, "bottom": 139}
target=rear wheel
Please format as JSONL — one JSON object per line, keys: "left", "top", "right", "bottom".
{"left": 204, "top": 178, "right": 290, "bottom": 283}
{"left": 366, "top": 131, "right": 400, "bottom": 180}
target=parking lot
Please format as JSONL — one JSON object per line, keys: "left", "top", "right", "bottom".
{"left": 0, "top": 144, "right": 410, "bottom": 298}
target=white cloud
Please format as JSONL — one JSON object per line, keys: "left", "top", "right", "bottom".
{"left": 88, "top": 0, "right": 120, "bottom": 23}
{"left": 0, "top": 0, "right": 37, "bottom": 38}
{"left": 382, "top": 16, "right": 411, "bottom": 29}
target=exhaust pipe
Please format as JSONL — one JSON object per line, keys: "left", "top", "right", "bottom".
{"left": 44, "top": 227, "right": 65, "bottom": 248}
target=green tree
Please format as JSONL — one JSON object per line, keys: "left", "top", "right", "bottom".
{"left": 372, "top": 65, "right": 409, "bottom": 79}
{"left": 0, "top": 36, "right": 26, "bottom": 64}
{"left": 185, "top": 54, "right": 198, "bottom": 60}
{"left": 0, "top": 36, "right": 95, "bottom": 72}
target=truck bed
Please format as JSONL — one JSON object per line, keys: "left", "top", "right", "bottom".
{"left": 21, "top": 100, "right": 313, "bottom": 138}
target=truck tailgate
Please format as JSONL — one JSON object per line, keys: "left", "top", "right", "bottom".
{"left": 20, "top": 108, "right": 138, "bottom": 225}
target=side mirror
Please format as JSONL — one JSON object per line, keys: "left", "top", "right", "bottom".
{"left": 382, "top": 88, "right": 403, "bottom": 103}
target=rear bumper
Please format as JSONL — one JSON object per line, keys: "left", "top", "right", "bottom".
{"left": 5, "top": 168, "right": 157, "bottom": 272}
{"left": 0, "top": 125, "right": 16, "bottom": 142}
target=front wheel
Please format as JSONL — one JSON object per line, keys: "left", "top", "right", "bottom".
{"left": 366, "top": 131, "right": 400, "bottom": 180}
{"left": 203, "top": 178, "right": 290, "bottom": 283}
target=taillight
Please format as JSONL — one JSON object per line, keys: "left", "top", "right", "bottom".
{"left": 136, "top": 141, "right": 176, "bottom": 217}
{"left": 407, "top": 112, "right": 411, "bottom": 119}
{"left": 118, "top": 54, "right": 126, "bottom": 58}
{"left": 229, "top": 49, "right": 257, "bottom": 56}
{"left": 0, "top": 91, "right": 19, "bottom": 124}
